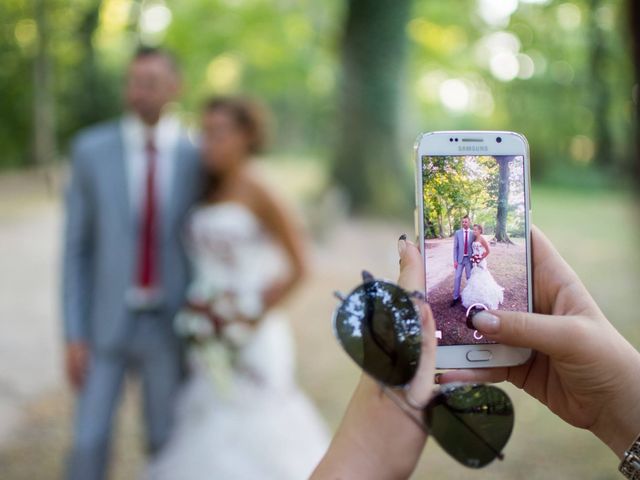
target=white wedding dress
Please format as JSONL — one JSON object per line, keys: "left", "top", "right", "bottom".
{"left": 461, "top": 241, "right": 504, "bottom": 310}
{"left": 145, "top": 202, "right": 330, "bottom": 480}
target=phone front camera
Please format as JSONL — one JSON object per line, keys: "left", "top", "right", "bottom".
{"left": 496, "top": 137, "right": 502, "bottom": 143}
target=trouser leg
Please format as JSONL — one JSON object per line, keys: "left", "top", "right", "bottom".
{"left": 464, "top": 257, "right": 472, "bottom": 279}
{"left": 453, "top": 262, "right": 465, "bottom": 299}
{"left": 132, "top": 317, "right": 183, "bottom": 456}
{"left": 66, "top": 354, "right": 126, "bottom": 480}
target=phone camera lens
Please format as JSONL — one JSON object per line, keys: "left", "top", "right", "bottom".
{"left": 449, "top": 137, "right": 453, "bottom": 142}
{"left": 496, "top": 137, "right": 502, "bottom": 143}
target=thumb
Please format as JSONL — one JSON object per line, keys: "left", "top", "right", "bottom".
{"left": 397, "top": 235, "right": 425, "bottom": 294}
{"left": 472, "top": 309, "right": 581, "bottom": 358}
{"left": 397, "top": 235, "right": 436, "bottom": 406}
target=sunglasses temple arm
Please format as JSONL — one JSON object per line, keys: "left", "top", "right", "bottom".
{"left": 381, "top": 386, "right": 429, "bottom": 436}
{"left": 442, "top": 404, "right": 505, "bottom": 461}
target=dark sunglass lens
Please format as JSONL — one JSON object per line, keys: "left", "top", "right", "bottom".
{"left": 424, "top": 384, "right": 514, "bottom": 469}
{"left": 333, "top": 281, "right": 422, "bottom": 386}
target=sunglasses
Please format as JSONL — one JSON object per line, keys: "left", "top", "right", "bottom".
{"left": 332, "top": 271, "right": 514, "bottom": 469}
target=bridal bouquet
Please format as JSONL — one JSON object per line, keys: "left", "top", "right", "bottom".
{"left": 471, "top": 254, "right": 483, "bottom": 265}
{"left": 174, "top": 287, "right": 265, "bottom": 395}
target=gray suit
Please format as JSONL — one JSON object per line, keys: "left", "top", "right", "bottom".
{"left": 63, "top": 119, "right": 202, "bottom": 480}
{"left": 452, "top": 228, "right": 475, "bottom": 300}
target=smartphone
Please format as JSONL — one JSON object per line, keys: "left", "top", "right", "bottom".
{"left": 415, "top": 131, "right": 533, "bottom": 368}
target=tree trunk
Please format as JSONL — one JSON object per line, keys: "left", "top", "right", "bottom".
{"left": 494, "top": 156, "right": 514, "bottom": 244}
{"left": 73, "top": 1, "right": 106, "bottom": 128}
{"left": 32, "top": 0, "right": 56, "bottom": 170}
{"left": 630, "top": 0, "right": 640, "bottom": 181}
{"left": 437, "top": 215, "right": 444, "bottom": 238}
{"left": 332, "top": 0, "right": 411, "bottom": 214}
{"left": 587, "top": 0, "right": 612, "bottom": 168}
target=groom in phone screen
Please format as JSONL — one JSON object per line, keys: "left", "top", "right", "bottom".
{"left": 451, "top": 215, "right": 475, "bottom": 307}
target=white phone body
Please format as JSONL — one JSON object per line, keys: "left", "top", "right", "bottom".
{"left": 415, "top": 131, "right": 533, "bottom": 369}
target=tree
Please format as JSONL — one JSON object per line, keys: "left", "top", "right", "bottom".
{"left": 332, "top": 0, "right": 411, "bottom": 214}
{"left": 587, "top": 0, "right": 613, "bottom": 168}
{"left": 630, "top": 0, "right": 640, "bottom": 182}
{"left": 32, "top": 0, "right": 55, "bottom": 169}
{"left": 494, "top": 156, "right": 515, "bottom": 244}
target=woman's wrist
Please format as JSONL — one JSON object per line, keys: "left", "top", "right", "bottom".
{"left": 590, "top": 345, "right": 640, "bottom": 459}
{"left": 312, "top": 376, "right": 426, "bottom": 479}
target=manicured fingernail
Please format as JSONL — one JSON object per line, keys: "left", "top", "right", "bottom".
{"left": 398, "top": 234, "right": 407, "bottom": 255}
{"left": 472, "top": 311, "right": 500, "bottom": 333}
{"left": 434, "top": 373, "right": 442, "bottom": 384}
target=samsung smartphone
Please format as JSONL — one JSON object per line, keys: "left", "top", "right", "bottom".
{"left": 415, "top": 131, "right": 533, "bottom": 369}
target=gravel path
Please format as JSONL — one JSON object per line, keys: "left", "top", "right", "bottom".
{"left": 0, "top": 173, "right": 635, "bottom": 480}
{"left": 0, "top": 173, "right": 63, "bottom": 447}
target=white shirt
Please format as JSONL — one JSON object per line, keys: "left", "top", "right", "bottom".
{"left": 121, "top": 113, "right": 182, "bottom": 216}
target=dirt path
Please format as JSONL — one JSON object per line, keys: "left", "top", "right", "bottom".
{"left": 424, "top": 237, "right": 454, "bottom": 290}
{"left": 0, "top": 174, "right": 636, "bottom": 480}
{"left": 428, "top": 241, "right": 528, "bottom": 345}
{"left": 0, "top": 172, "right": 63, "bottom": 447}
{"left": 0, "top": 178, "right": 412, "bottom": 478}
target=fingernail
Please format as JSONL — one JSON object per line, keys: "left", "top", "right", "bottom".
{"left": 398, "top": 234, "right": 407, "bottom": 255}
{"left": 434, "top": 373, "right": 442, "bottom": 384}
{"left": 472, "top": 311, "right": 500, "bottom": 333}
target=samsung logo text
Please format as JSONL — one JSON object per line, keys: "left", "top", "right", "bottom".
{"left": 458, "top": 146, "right": 488, "bottom": 152}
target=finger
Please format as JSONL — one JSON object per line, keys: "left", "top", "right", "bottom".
{"left": 397, "top": 235, "right": 425, "bottom": 293}
{"left": 407, "top": 302, "right": 437, "bottom": 405}
{"left": 397, "top": 235, "right": 435, "bottom": 406}
{"left": 438, "top": 367, "right": 509, "bottom": 385}
{"left": 472, "top": 309, "right": 581, "bottom": 358}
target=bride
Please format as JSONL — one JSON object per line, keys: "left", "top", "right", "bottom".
{"left": 146, "top": 97, "right": 329, "bottom": 479}
{"left": 461, "top": 224, "right": 504, "bottom": 310}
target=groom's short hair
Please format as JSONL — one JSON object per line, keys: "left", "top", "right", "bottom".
{"left": 132, "top": 46, "right": 180, "bottom": 75}
{"left": 462, "top": 215, "right": 470, "bottom": 220}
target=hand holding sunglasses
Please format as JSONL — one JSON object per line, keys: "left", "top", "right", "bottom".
{"left": 312, "top": 237, "right": 514, "bottom": 480}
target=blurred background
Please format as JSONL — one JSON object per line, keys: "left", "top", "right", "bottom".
{"left": 1, "top": 0, "right": 639, "bottom": 478}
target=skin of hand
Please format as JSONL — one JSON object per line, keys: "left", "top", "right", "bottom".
{"left": 454, "top": 261, "right": 458, "bottom": 269}
{"left": 65, "top": 341, "right": 90, "bottom": 391}
{"left": 440, "top": 226, "right": 640, "bottom": 458}
{"left": 311, "top": 237, "right": 437, "bottom": 480}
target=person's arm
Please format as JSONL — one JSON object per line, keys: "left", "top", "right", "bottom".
{"left": 441, "top": 226, "right": 640, "bottom": 459}
{"left": 312, "top": 237, "right": 436, "bottom": 480}
{"left": 249, "top": 178, "right": 307, "bottom": 311}
{"left": 453, "top": 231, "right": 458, "bottom": 268}
{"left": 62, "top": 137, "right": 94, "bottom": 390}
{"left": 480, "top": 236, "right": 490, "bottom": 259}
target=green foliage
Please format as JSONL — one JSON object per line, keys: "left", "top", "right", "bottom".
{"left": 0, "top": 0, "right": 635, "bottom": 207}
{"left": 422, "top": 155, "right": 525, "bottom": 239}
{"left": 407, "top": 0, "right": 635, "bottom": 180}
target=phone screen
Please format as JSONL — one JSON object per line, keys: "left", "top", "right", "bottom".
{"left": 421, "top": 154, "right": 530, "bottom": 346}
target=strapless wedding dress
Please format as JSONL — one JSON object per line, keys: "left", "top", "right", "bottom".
{"left": 145, "top": 202, "right": 329, "bottom": 480}
{"left": 461, "top": 241, "right": 504, "bottom": 310}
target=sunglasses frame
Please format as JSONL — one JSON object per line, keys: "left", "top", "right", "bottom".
{"left": 332, "top": 271, "right": 514, "bottom": 468}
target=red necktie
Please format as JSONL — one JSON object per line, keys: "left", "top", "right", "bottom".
{"left": 138, "top": 137, "right": 157, "bottom": 289}
{"left": 464, "top": 230, "right": 468, "bottom": 255}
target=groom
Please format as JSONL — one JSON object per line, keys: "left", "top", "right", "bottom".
{"left": 62, "top": 47, "right": 202, "bottom": 480}
{"left": 450, "top": 215, "right": 475, "bottom": 307}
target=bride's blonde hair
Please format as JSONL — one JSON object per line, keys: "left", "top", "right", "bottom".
{"left": 473, "top": 224, "right": 484, "bottom": 234}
